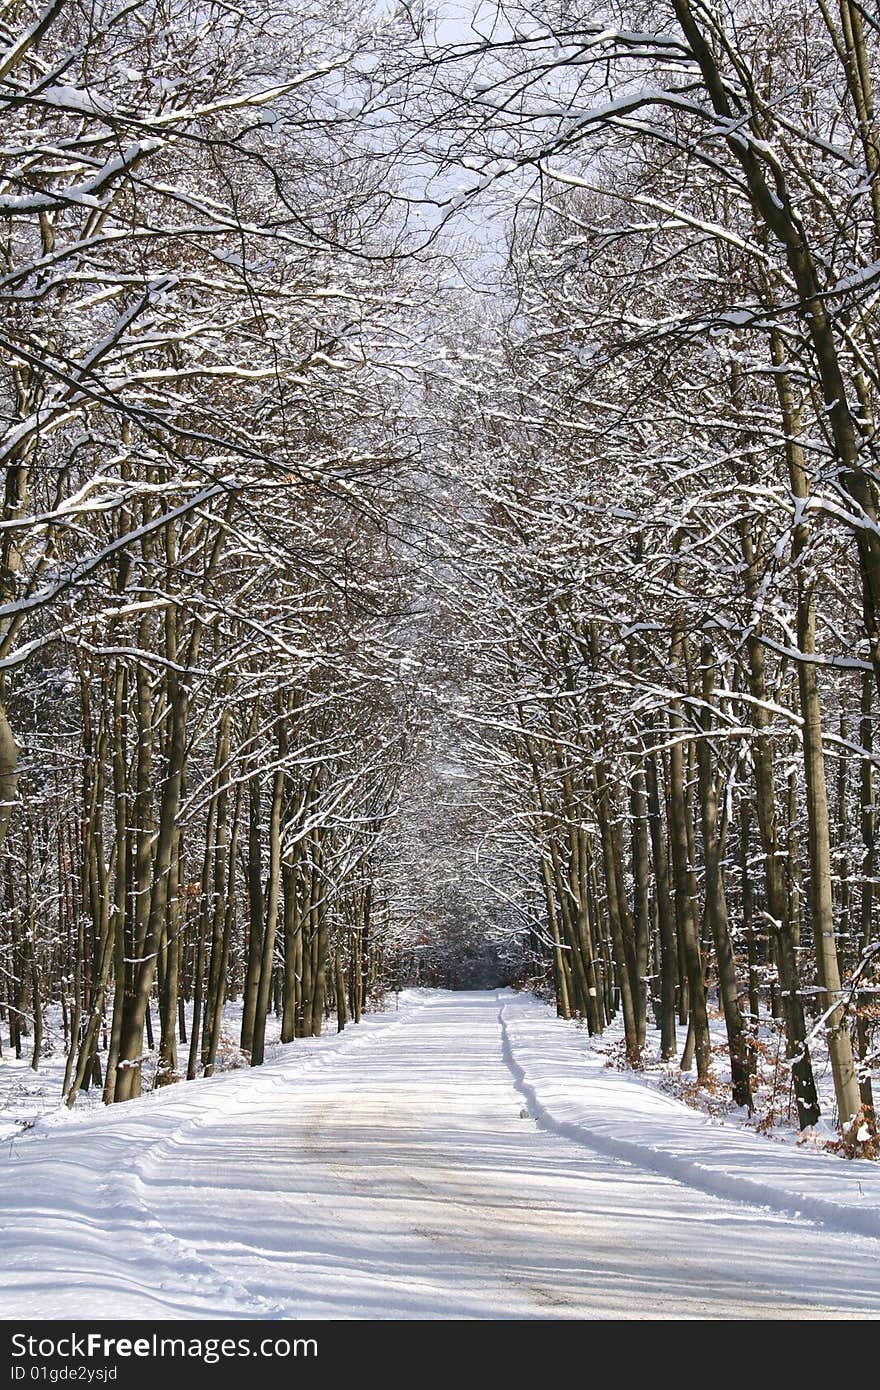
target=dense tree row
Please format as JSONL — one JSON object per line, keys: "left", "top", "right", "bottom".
{"left": 418, "top": 0, "right": 880, "bottom": 1141}
{"left": 0, "top": 0, "right": 418, "bottom": 1101}
{"left": 2, "top": 1, "right": 879, "bottom": 1150}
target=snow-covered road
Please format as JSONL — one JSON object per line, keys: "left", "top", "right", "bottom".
{"left": 2, "top": 991, "right": 879, "bottom": 1319}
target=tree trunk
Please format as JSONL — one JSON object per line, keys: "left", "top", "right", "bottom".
{"left": 668, "top": 627, "right": 711, "bottom": 1082}
{"left": 696, "top": 646, "right": 752, "bottom": 1110}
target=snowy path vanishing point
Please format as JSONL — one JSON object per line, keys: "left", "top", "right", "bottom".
{"left": 2, "top": 990, "right": 880, "bottom": 1321}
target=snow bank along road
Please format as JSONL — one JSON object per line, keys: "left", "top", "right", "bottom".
{"left": 2, "top": 990, "right": 879, "bottom": 1320}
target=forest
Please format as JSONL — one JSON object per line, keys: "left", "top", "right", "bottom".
{"left": 1, "top": 0, "right": 879, "bottom": 1161}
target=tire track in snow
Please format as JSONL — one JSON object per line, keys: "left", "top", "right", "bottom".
{"left": 104, "top": 995, "right": 437, "bottom": 1311}
{"left": 497, "top": 995, "right": 880, "bottom": 1243}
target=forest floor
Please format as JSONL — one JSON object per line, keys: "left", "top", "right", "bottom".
{"left": 0, "top": 1000, "right": 282, "bottom": 1143}
{"left": 559, "top": 995, "right": 875, "bottom": 1158}
{"left": 1, "top": 989, "right": 879, "bottom": 1320}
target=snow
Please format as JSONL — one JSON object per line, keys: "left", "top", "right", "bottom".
{"left": 0, "top": 999, "right": 284, "bottom": 1143}
{"left": 37, "top": 84, "right": 113, "bottom": 116}
{"left": 1, "top": 990, "right": 879, "bottom": 1319}
{"left": 500, "top": 993, "right": 880, "bottom": 1242}
{"left": 0, "top": 141, "right": 164, "bottom": 215}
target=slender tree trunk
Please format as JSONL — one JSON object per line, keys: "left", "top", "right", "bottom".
{"left": 593, "top": 759, "right": 639, "bottom": 1062}
{"left": 857, "top": 671, "right": 876, "bottom": 1114}
{"left": 645, "top": 745, "right": 678, "bottom": 1059}
{"left": 696, "top": 647, "right": 752, "bottom": 1109}
{"left": 668, "top": 627, "right": 711, "bottom": 1082}
{"left": 115, "top": 589, "right": 195, "bottom": 1102}
{"left": 240, "top": 764, "right": 264, "bottom": 1059}
{"left": 0, "top": 702, "right": 17, "bottom": 852}
{"left": 771, "top": 337, "right": 862, "bottom": 1126}
{"left": 202, "top": 712, "right": 231, "bottom": 1074}
{"left": 740, "top": 802, "right": 761, "bottom": 1029}
{"left": 630, "top": 761, "right": 651, "bottom": 1049}
{"left": 738, "top": 512, "right": 820, "bottom": 1128}
{"left": 204, "top": 776, "right": 242, "bottom": 1078}
{"left": 251, "top": 760, "right": 285, "bottom": 1067}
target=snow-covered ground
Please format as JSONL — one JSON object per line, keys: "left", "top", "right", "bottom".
{"left": 501, "top": 993, "right": 880, "bottom": 1241}
{"left": 0, "top": 1000, "right": 284, "bottom": 1142}
{"left": 1, "top": 989, "right": 879, "bottom": 1319}
{"left": 584, "top": 991, "right": 873, "bottom": 1159}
